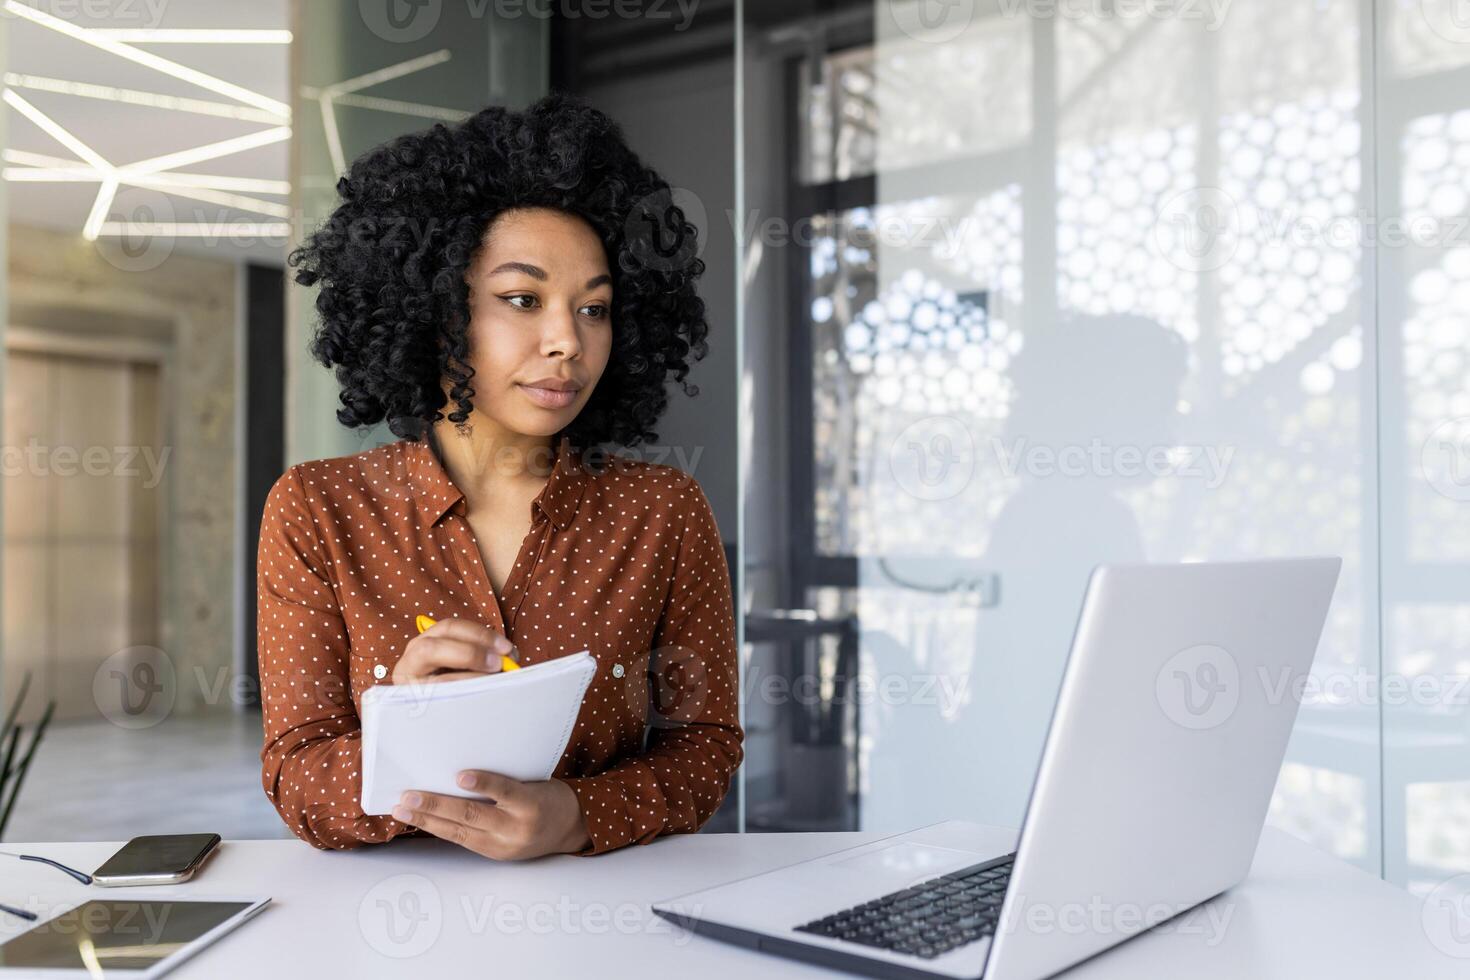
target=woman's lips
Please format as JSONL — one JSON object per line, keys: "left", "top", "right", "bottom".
{"left": 517, "top": 383, "right": 578, "bottom": 409}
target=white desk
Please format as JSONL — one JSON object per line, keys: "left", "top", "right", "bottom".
{"left": 0, "top": 828, "right": 1463, "bottom": 978}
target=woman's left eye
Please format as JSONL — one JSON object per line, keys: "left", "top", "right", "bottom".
{"left": 580, "top": 304, "right": 609, "bottom": 319}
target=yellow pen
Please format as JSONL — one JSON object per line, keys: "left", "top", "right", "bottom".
{"left": 415, "top": 614, "right": 521, "bottom": 671}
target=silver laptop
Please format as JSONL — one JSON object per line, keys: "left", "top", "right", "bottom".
{"left": 652, "top": 557, "right": 1341, "bottom": 980}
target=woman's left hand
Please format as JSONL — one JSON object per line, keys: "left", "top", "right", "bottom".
{"left": 393, "top": 772, "right": 591, "bottom": 859}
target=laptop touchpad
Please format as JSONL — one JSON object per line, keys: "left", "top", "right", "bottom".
{"left": 832, "top": 842, "right": 983, "bottom": 875}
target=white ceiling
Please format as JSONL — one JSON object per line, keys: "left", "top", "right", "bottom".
{"left": 4, "top": 0, "right": 291, "bottom": 264}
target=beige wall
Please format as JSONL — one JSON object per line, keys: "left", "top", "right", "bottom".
{"left": 6, "top": 223, "right": 238, "bottom": 718}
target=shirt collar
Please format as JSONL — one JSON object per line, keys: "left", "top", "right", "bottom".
{"left": 407, "top": 432, "right": 588, "bottom": 531}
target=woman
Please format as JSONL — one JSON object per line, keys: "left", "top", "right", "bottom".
{"left": 257, "top": 93, "right": 742, "bottom": 859}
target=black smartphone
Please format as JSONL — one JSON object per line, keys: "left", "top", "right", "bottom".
{"left": 91, "top": 833, "right": 221, "bottom": 887}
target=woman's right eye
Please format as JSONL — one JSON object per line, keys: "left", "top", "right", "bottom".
{"left": 504, "top": 294, "right": 538, "bottom": 310}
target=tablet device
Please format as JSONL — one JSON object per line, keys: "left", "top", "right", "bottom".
{"left": 0, "top": 895, "right": 270, "bottom": 978}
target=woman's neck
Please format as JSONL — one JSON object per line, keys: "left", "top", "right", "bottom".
{"left": 429, "top": 418, "right": 556, "bottom": 512}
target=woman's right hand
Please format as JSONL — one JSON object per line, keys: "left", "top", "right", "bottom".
{"left": 392, "top": 618, "right": 518, "bottom": 685}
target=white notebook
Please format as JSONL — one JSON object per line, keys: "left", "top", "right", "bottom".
{"left": 359, "top": 650, "right": 598, "bottom": 815}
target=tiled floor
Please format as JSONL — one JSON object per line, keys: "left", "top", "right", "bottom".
{"left": 2, "top": 709, "right": 292, "bottom": 843}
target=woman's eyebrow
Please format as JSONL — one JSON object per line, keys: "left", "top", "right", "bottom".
{"left": 487, "top": 262, "right": 611, "bottom": 291}
{"left": 487, "top": 261, "right": 547, "bottom": 280}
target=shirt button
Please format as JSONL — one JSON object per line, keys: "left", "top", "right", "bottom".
{"left": 373, "top": 664, "right": 387, "bottom": 679}
{"left": 612, "top": 663, "right": 625, "bottom": 679}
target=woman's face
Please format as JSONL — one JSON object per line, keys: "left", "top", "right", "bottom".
{"left": 459, "top": 207, "right": 614, "bottom": 440}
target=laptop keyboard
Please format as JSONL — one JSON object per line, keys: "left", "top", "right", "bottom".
{"left": 793, "top": 854, "right": 1015, "bottom": 960}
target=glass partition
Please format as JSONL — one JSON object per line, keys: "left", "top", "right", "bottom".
{"left": 288, "top": 0, "right": 547, "bottom": 464}
{"left": 738, "top": 0, "right": 1469, "bottom": 895}
{"left": 1378, "top": 0, "right": 1470, "bottom": 895}
{"left": 864, "top": 0, "right": 1378, "bottom": 866}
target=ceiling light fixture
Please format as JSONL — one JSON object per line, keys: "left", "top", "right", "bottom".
{"left": 83, "top": 174, "right": 118, "bottom": 240}
{"left": 311, "top": 49, "right": 457, "bottom": 173}
{"left": 2, "top": 88, "right": 109, "bottom": 172}
{"left": 97, "top": 221, "right": 292, "bottom": 238}
{"left": 3, "top": 166, "right": 289, "bottom": 217}
{"left": 126, "top": 179, "right": 289, "bottom": 218}
{"left": 4, "top": 72, "right": 288, "bottom": 125}
{"left": 3, "top": 0, "right": 290, "bottom": 119}
{"left": 4, "top": 150, "right": 290, "bottom": 195}
{"left": 4, "top": 91, "right": 290, "bottom": 239}
{"left": 311, "top": 91, "right": 469, "bottom": 124}
{"left": 3, "top": 163, "right": 289, "bottom": 217}
{"left": 2, "top": 3, "right": 297, "bottom": 247}
{"left": 89, "top": 29, "right": 293, "bottom": 44}
{"left": 3, "top": 88, "right": 121, "bottom": 238}
{"left": 118, "top": 127, "right": 291, "bottom": 178}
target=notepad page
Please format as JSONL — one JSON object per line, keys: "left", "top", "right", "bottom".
{"left": 359, "top": 650, "right": 597, "bottom": 815}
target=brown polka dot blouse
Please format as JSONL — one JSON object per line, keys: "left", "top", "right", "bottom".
{"left": 256, "top": 433, "right": 744, "bottom": 855}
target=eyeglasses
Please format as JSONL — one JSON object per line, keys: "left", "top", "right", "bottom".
{"left": 0, "top": 850, "right": 93, "bottom": 921}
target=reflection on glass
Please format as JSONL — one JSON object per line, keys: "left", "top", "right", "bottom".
{"left": 811, "top": 204, "right": 1022, "bottom": 557}
{"left": 803, "top": 17, "right": 1031, "bottom": 184}
{"left": 1382, "top": 2, "right": 1470, "bottom": 894}
{"left": 856, "top": 1, "right": 1376, "bottom": 862}
{"left": 743, "top": 0, "right": 1470, "bottom": 889}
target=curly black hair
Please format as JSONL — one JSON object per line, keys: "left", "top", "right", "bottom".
{"left": 288, "top": 92, "right": 709, "bottom": 449}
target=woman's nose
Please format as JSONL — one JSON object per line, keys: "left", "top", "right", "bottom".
{"left": 541, "top": 312, "right": 583, "bottom": 359}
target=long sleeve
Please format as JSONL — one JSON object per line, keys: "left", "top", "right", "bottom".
{"left": 257, "top": 467, "right": 414, "bottom": 850}
{"left": 559, "top": 479, "right": 745, "bottom": 855}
